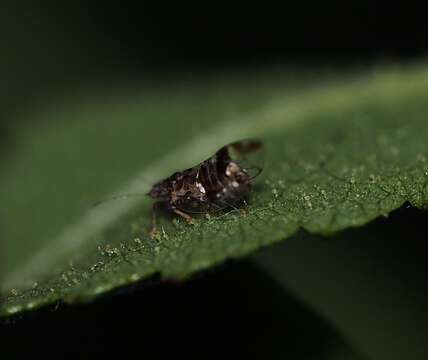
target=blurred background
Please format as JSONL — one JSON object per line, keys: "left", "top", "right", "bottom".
{"left": 1, "top": 1, "right": 427, "bottom": 157}
{"left": 1, "top": 1, "right": 426, "bottom": 126}
{"left": 2, "top": 2, "right": 428, "bottom": 359}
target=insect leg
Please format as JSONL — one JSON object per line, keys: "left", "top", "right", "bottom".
{"left": 226, "top": 200, "right": 246, "bottom": 215}
{"left": 150, "top": 202, "right": 161, "bottom": 238}
{"left": 152, "top": 202, "right": 160, "bottom": 229}
{"left": 172, "top": 208, "right": 196, "bottom": 225}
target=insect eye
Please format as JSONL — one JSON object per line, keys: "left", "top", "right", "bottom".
{"left": 235, "top": 171, "right": 248, "bottom": 182}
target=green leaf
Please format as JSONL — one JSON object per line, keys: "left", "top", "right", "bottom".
{"left": 2, "top": 64, "right": 428, "bottom": 316}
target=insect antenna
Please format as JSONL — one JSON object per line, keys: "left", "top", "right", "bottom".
{"left": 92, "top": 193, "right": 148, "bottom": 207}
{"left": 92, "top": 174, "right": 157, "bottom": 207}
{"left": 248, "top": 167, "right": 263, "bottom": 180}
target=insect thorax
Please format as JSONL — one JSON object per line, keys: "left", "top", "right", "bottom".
{"left": 148, "top": 139, "right": 260, "bottom": 213}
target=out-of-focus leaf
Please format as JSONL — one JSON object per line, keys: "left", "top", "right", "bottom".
{"left": 255, "top": 206, "right": 428, "bottom": 360}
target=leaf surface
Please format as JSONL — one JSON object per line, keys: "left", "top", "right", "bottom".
{"left": 2, "top": 65, "right": 428, "bottom": 316}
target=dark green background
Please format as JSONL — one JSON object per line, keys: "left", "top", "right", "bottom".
{"left": 1, "top": 2, "right": 428, "bottom": 359}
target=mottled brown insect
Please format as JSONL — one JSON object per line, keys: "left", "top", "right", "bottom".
{"left": 147, "top": 139, "right": 263, "bottom": 233}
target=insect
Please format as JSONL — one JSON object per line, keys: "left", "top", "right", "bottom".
{"left": 147, "top": 139, "right": 264, "bottom": 235}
